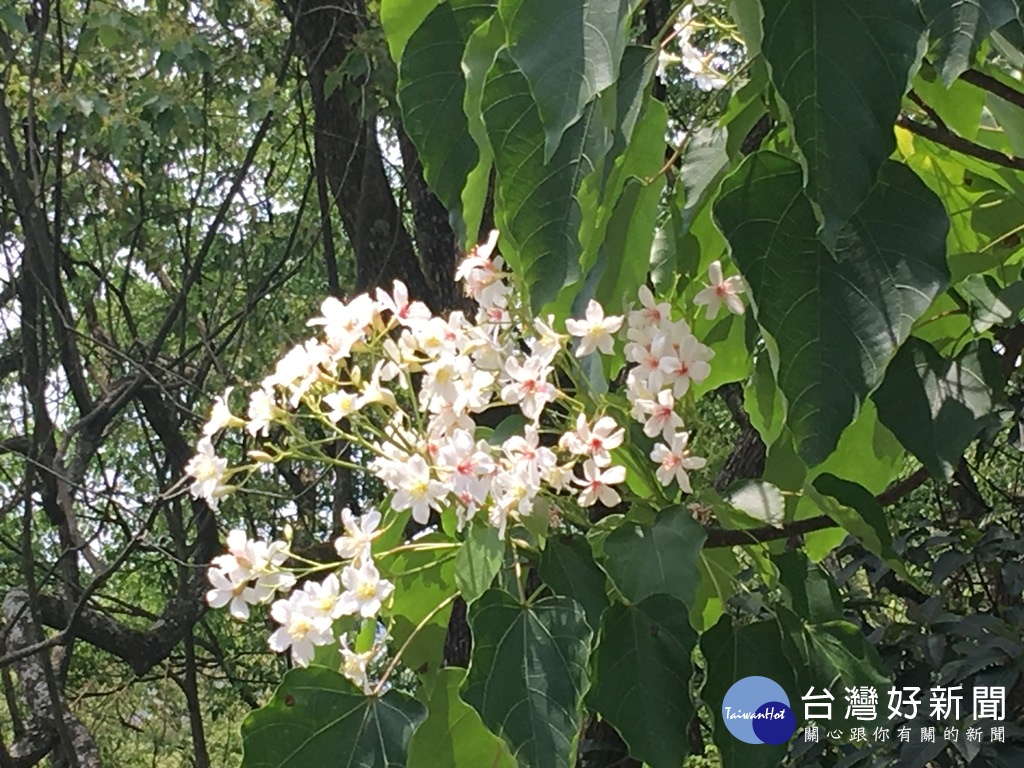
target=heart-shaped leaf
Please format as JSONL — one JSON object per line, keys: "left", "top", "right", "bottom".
{"left": 600, "top": 506, "right": 706, "bottom": 609}
{"left": 761, "top": 0, "right": 925, "bottom": 245}
{"left": 241, "top": 667, "right": 425, "bottom": 767}
{"left": 714, "top": 151, "right": 950, "bottom": 465}
{"left": 589, "top": 595, "right": 698, "bottom": 768}
{"left": 463, "top": 591, "right": 592, "bottom": 768}
{"left": 872, "top": 337, "right": 1001, "bottom": 477}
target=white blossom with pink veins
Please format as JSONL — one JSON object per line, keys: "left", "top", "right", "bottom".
{"left": 246, "top": 387, "right": 277, "bottom": 436}
{"left": 503, "top": 425, "right": 557, "bottom": 487}
{"left": 268, "top": 591, "right": 334, "bottom": 667}
{"left": 560, "top": 414, "right": 625, "bottom": 467}
{"left": 338, "top": 559, "right": 394, "bottom": 618}
{"left": 302, "top": 573, "right": 348, "bottom": 622}
{"left": 529, "top": 315, "right": 568, "bottom": 364}
{"left": 566, "top": 299, "right": 623, "bottom": 357}
{"left": 624, "top": 333, "right": 670, "bottom": 393}
{"left": 658, "top": 334, "right": 714, "bottom": 396}
{"left": 308, "top": 293, "right": 374, "bottom": 358}
{"left": 263, "top": 339, "right": 331, "bottom": 406}
{"left": 650, "top": 432, "right": 707, "bottom": 492}
{"left": 501, "top": 355, "right": 557, "bottom": 420}
{"left": 574, "top": 460, "right": 626, "bottom": 507}
{"left": 488, "top": 469, "right": 537, "bottom": 539}
{"left": 628, "top": 286, "right": 672, "bottom": 332}
{"left": 376, "top": 280, "right": 431, "bottom": 327}
{"left": 693, "top": 260, "right": 746, "bottom": 319}
{"left": 213, "top": 530, "right": 294, "bottom": 594}
{"left": 206, "top": 567, "right": 263, "bottom": 621}
{"left": 203, "top": 387, "right": 244, "bottom": 437}
{"left": 436, "top": 429, "right": 494, "bottom": 514}
{"left": 340, "top": 638, "right": 376, "bottom": 693}
{"left": 634, "top": 389, "right": 684, "bottom": 440}
{"left": 456, "top": 230, "right": 508, "bottom": 308}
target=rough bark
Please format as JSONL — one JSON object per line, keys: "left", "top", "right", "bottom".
{"left": 286, "top": 0, "right": 460, "bottom": 310}
{"left": 2, "top": 591, "right": 100, "bottom": 768}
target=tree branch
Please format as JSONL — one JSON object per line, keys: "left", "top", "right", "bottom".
{"left": 896, "top": 114, "right": 1024, "bottom": 172}
{"left": 960, "top": 67, "right": 1024, "bottom": 111}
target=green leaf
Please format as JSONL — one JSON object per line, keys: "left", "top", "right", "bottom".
{"left": 592, "top": 176, "right": 665, "bottom": 312}
{"left": 810, "top": 399, "right": 904, "bottom": 495}
{"left": 454, "top": 524, "right": 505, "bottom": 603}
{"left": 463, "top": 591, "right": 592, "bottom": 768}
{"left": 538, "top": 535, "right": 609, "bottom": 631}
{"left": 701, "top": 618, "right": 796, "bottom": 768}
{"left": 240, "top": 667, "right": 426, "bottom": 767}
{"left": 959, "top": 274, "right": 1024, "bottom": 331}
{"left": 600, "top": 506, "right": 706, "bottom": 609}
{"left": 397, "top": 2, "right": 496, "bottom": 243}
{"left": 379, "top": 533, "right": 458, "bottom": 675}
{"left": 680, "top": 126, "right": 729, "bottom": 227}
{"left": 761, "top": 0, "right": 925, "bottom": 245}
{"left": 381, "top": 0, "right": 443, "bottom": 62}
{"left": 691, "top": 548, "right": 740, "bottom": 631}
{"left": 777, "top": 607, "right": 889, "bottom": 729}
{"left": 714, "top": 152, "right": 950, "bottom": 465}
{"left": 872, "top": 338, "right": 1001, "bottom": 478}
{"left": 498, "top": 0, "right": 639, "bottom": 158}
{"left": 408, "top": 669, "right": 516, "bottom": 768}
{"left": 921, "top": 0, "right": 1018, "bottom": 85}
{"left": 589, "top": 596, "right": 697, "bottom": 768}
{"left": 0, "top": 7, "right": 28, "bottom": 34}
{"left": 810, "top": 473, "right": 893, "bottom": 557}
{"left": 483, "top": 53, "right": 612, "bottom": 312}
{"left": 577, "top": 97, "right": 667, "bottom": 302}
{"left": 775, "top": 551, "right": 843, "bottom": 624}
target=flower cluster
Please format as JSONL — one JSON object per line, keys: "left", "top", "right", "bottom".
{"left": 189, "top": 233, "right": 744, "bottom": 682}
{"left": 205, "top": 510, "right": 390, "bottom": 685}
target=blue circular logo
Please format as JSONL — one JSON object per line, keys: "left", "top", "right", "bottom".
{"left": 721, "top": 676, "right": 797, "bottom": 745}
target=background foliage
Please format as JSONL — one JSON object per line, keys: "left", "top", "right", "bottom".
{"left": 2, "top": 0, "right": 1024, "bottom": 766}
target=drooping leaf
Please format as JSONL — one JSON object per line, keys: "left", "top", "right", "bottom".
{"left": 482, "top": 53, "right": 612, "bottom": 312}
{"left": 538, "top": 535, "right": 609, "bottom": 631}
{"left": 454, "top": 523, "right": 505, "bottom": 604}
{"left": 241, "top": 667, "right": 425, "bottom": 768}
{"left": 775, "top": 551, "right": 843, "bottom": 624}
{"left": 600, "top": 506, "right": 706, "bottom": 609}
{"left": 761, "top": 0, "right": 926, "bottom": 245}
{"left": 872, "top": 337, "right": 1002, "bottom": 478}
{"left": 381, "top": 0, "right": 444, "bottom": 62}
{"left": 589, "top": 596, "right": 698, "bottom": 768}
{"left": 463, "top": 591, "right": 592, "bottom": 768}
{"left": 397, "top": 1, "right": 496, "bottom": 243}
{"left": 691, "top": 548, "right": 741, "bottom": 631}
{"left": 921, "top": 0, "right": 1019, "bottom": 85}
{"left": 592, "top": 176, "right": 665, "bottom": 312}
{"left": 680, "top": 126, "right": 729, "bottom": 227}
{"left": 498, "top": 0, "right": 640, "bottom": 158}
{"left": 408, "top": 669, "right": 516, "bottom": 768}
{"left": 714, "top": 151, "right": 950, "bottom": 465}
{"left": 578, "top": 97, "right": 667, "bottom": 306}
